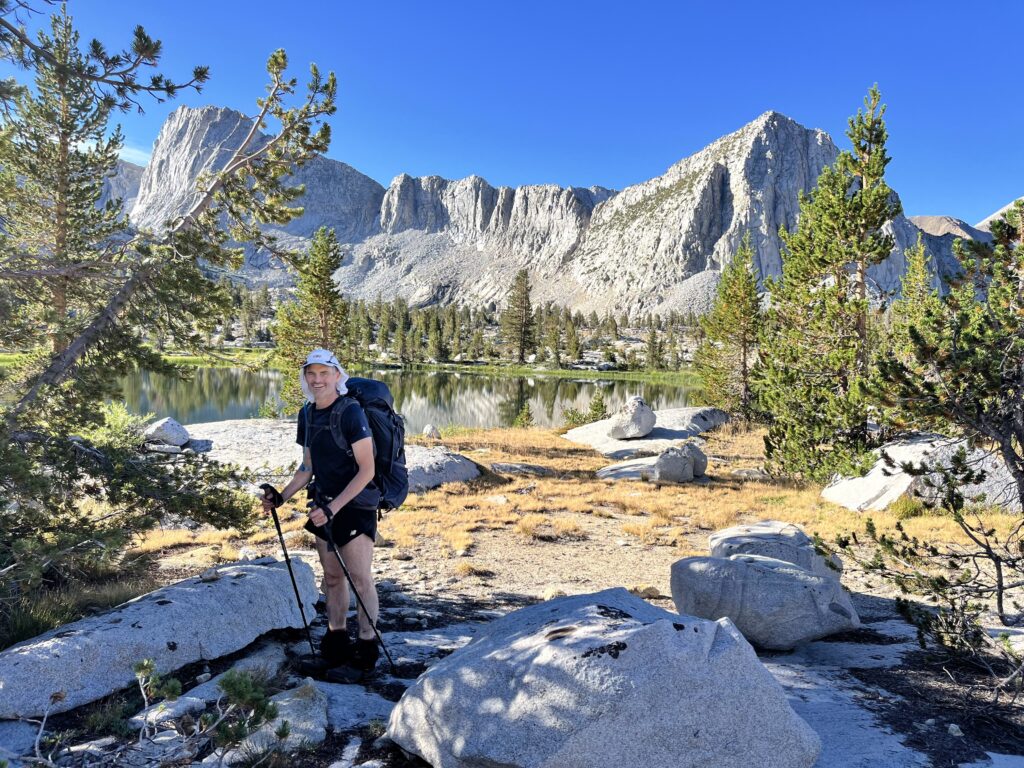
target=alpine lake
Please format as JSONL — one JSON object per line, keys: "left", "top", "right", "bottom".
{"left": 117, "top": 366, "right": 696, "bottom": 431}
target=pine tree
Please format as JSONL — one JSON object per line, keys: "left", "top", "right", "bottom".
{"left": 666, "top": 327, "right": 681, "bottom": 370}
{"left": 450, "top": 314, "right": 463, "bottom": 359}
{"left": 873, "top": 201, "right": 1024, "bottom": 617}
{"left": 427, "top": 312, "right": 448, "bottom": 361}
{"left": 888, "top": 235, "right": 943, "bottom": 367}
{"left": 0, "top": 10, "right": 130, "bottom": 354}
{"left": 405, "top": 326, "right": 420, "bottom": 361}
{"left": 393, "top": 325, "right": 407, "bottom": 361}
{"left": 693, "top": 233, "right": 762, "bottom": 418}
{"left": 756, "top": 86, "right": 901, "bottom": 481}
{"left": 501, "top": 269, "right": 536, "bottom": 363}
{"left": 644, "top": 327, "right": 664, "bottom": 370}
{"left": 544, "top": 314, "right": 562, "bottom": 367}
{"left": 565, "top": 317, "right": 581, "bottom": 362}
{"left": 359, "top": 314, "right": 373, "bottom": 360}
{"left": 272, "top": 227, "right": 348, "bottom": 409}
{"left": 467, "top": 328, "right": 482, "bottom": 360}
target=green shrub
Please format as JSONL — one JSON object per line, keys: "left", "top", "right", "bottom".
{"left": 562, "top": 391, "right": 609, "bottom": 429}
{"left": 889, "top": 495, "right": 926, "bottom": 520}
{"left": 513, "top": 403, "right": 534, "bottom": 428}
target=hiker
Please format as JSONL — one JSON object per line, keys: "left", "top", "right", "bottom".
{"left": 262, "top": 348, "right": 382, "bottom": 674}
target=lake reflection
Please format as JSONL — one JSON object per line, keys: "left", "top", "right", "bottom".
{"left": 116, "top": 368, "right": 694, "bottom": 431}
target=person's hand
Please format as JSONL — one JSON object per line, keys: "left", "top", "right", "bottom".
{"left": 308, "top": 506, "right": 330, "bottom": 527}
{"left": 259, "top": 484, "right": 283, "bottom": 515}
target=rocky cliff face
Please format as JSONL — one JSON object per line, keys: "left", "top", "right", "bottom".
{"left": 565, "top": 112, "right": 838, "bottom": 313}
{"left": 129, "top": 106, "right": 965, "bottom": 311}
{"left": 336, "top": 174, "right": 615, "bottom": 305}
{"left": 336, "top": 111, "right": 960, "bottom": 312}
{"left": 129, "top": 106, "right": 384, "bottom": 282}
{"left": 100, "top": 160, "right": 144, "bottom": 214}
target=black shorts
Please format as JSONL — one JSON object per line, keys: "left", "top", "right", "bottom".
{"left": 305, "top": 505, "right": 378, "bottom": 547}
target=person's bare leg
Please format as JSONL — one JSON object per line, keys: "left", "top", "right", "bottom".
{"left": 316, "top": 537, "right": 349, "bottom": 631}
{"left": 339, "top": 534, "right": 377, "bottom": 640}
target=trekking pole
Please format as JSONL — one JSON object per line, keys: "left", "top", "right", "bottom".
{"left": 260, "top": 484, "right": 317, "bottom": 657}
{"left": 312, "top": 487, "right": 397, "bottom": 674}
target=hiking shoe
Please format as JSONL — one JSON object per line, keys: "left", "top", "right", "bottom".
{"left": 320, "top": 628, "right": 352, "bottom": 666}
{"left": 295, "top": 653, "right": 331, "bottom": 677}
{"left": 349, "top": 637, "right": 380, "bottom": 672}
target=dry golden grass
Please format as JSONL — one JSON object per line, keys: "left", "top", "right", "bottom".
{"left": 216, "top": 544, "right": 242, "bottom": 562}
{"left": 289, "top": 529, "right": 319, "bottom": 549}
{"left": 248, "top": 516, "right": 308, "bottom": 544}
{"left": 514, "top": 513, "right": 586, "bottom": 542}
{"left": 131, "top": 529, "right": 195, "bottom": 554}
{"left": 196, "top": 529, "right": 240, "bottom": 546}
{"left": 412, "top": 424, "right": 1014, "bottom": 554}
{"left": 515, "top": 514, "right": 547, "bottom": 540}
{"left": 453, "top": 562, "right": 493, "bottom": 578}
{"left": 442, "top": 529, "right": 474, "bottom": 553}
{"left": 440, "top": 427, "right": 607, "bottom": 475}
{"left": 552, "top": 518, "right": 585, "bottom": 539}
{"left": 621, "top": 520, "right": 659, "bottom": 544}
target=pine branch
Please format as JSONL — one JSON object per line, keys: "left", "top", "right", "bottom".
{"left": 0, "top": 5, "right": 208, "bottom": 112}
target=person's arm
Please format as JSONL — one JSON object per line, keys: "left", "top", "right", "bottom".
{"left": 308, "top": 437, "right": 374, "bottom": 525}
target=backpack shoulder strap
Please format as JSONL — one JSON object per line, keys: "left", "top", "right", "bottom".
{"left": 301, "top": 402, "right": 314, "bottom": 453}
{"left": 327, "top": 395, "right": 363, "bottom": 455}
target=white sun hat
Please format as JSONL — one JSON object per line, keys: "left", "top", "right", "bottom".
{"left": 298, "top": 348, "right": 349, "bottom": 402}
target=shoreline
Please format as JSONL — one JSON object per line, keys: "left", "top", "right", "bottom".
{"left": 1, "top": 349, "right": 701, "bottom": 386}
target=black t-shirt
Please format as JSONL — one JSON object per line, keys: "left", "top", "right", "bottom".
{"left": 296, "top": 399, "right": 380, "bottom": 509}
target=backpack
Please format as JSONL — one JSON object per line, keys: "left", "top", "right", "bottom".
{"left": 304, "top": 377, "right": 408, "bottom": 513}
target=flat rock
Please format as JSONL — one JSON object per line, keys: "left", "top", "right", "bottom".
{"left": 596, "top": 455, "right": 711, "bottom": 484}
{"left": 387, "top": 588, "right": 820, "bottom": 768}
{"left": 143, "top": 417, "right": 190, "bottom": 447}
{"left": 596, "top": 455, "right": 657, "bottom": 481}
{"left": 732, "top": 467, "right": 771, "bottom": 481}
{"left": 407, "top": 445, "right": 480, "bottom": 491}
{"left": 671, "top": 555, "right": 859, "bottom": 650}
{"left": 144, "top": 442, "right": 183, "bottom": 454}
{"left": 0, "top": 720, "right": 38, "bottom": 758}
{"left": 0, "top": 561, "right": 316, "bottom": 718}
{"left": 564, "top": 407, "right": 729, "bottom": 459}
{"left": 822, "top": 433, "right": 1021, "bottom": 513}
{"left": 313, "top": 681, "right": 395, "bottom": 732}
{"left": 128, "top": 695, "right": 206, "bottom": 729}
{"left": 709, "top": 521, "right": 842, "bottom": 579}
{"left": 490, "top": 462, "right": 554, "bottom": 477}
{"left": 185, "top": 419, "right": 299, "bottom": 471}
{"left": 185, "top": 420, "right": 479, "bottom": 491}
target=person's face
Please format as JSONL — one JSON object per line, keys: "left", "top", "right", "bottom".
{"left": 304, "top": 363, "right": 340, "bottom": 397}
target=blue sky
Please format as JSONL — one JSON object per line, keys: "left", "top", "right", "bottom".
{"left": 4, "top": 1, "right": 1021, "bottom": 224}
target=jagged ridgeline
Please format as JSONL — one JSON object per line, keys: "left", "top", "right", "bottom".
{"left": 114, "top": 106, "right": 972, "bottom": 314}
